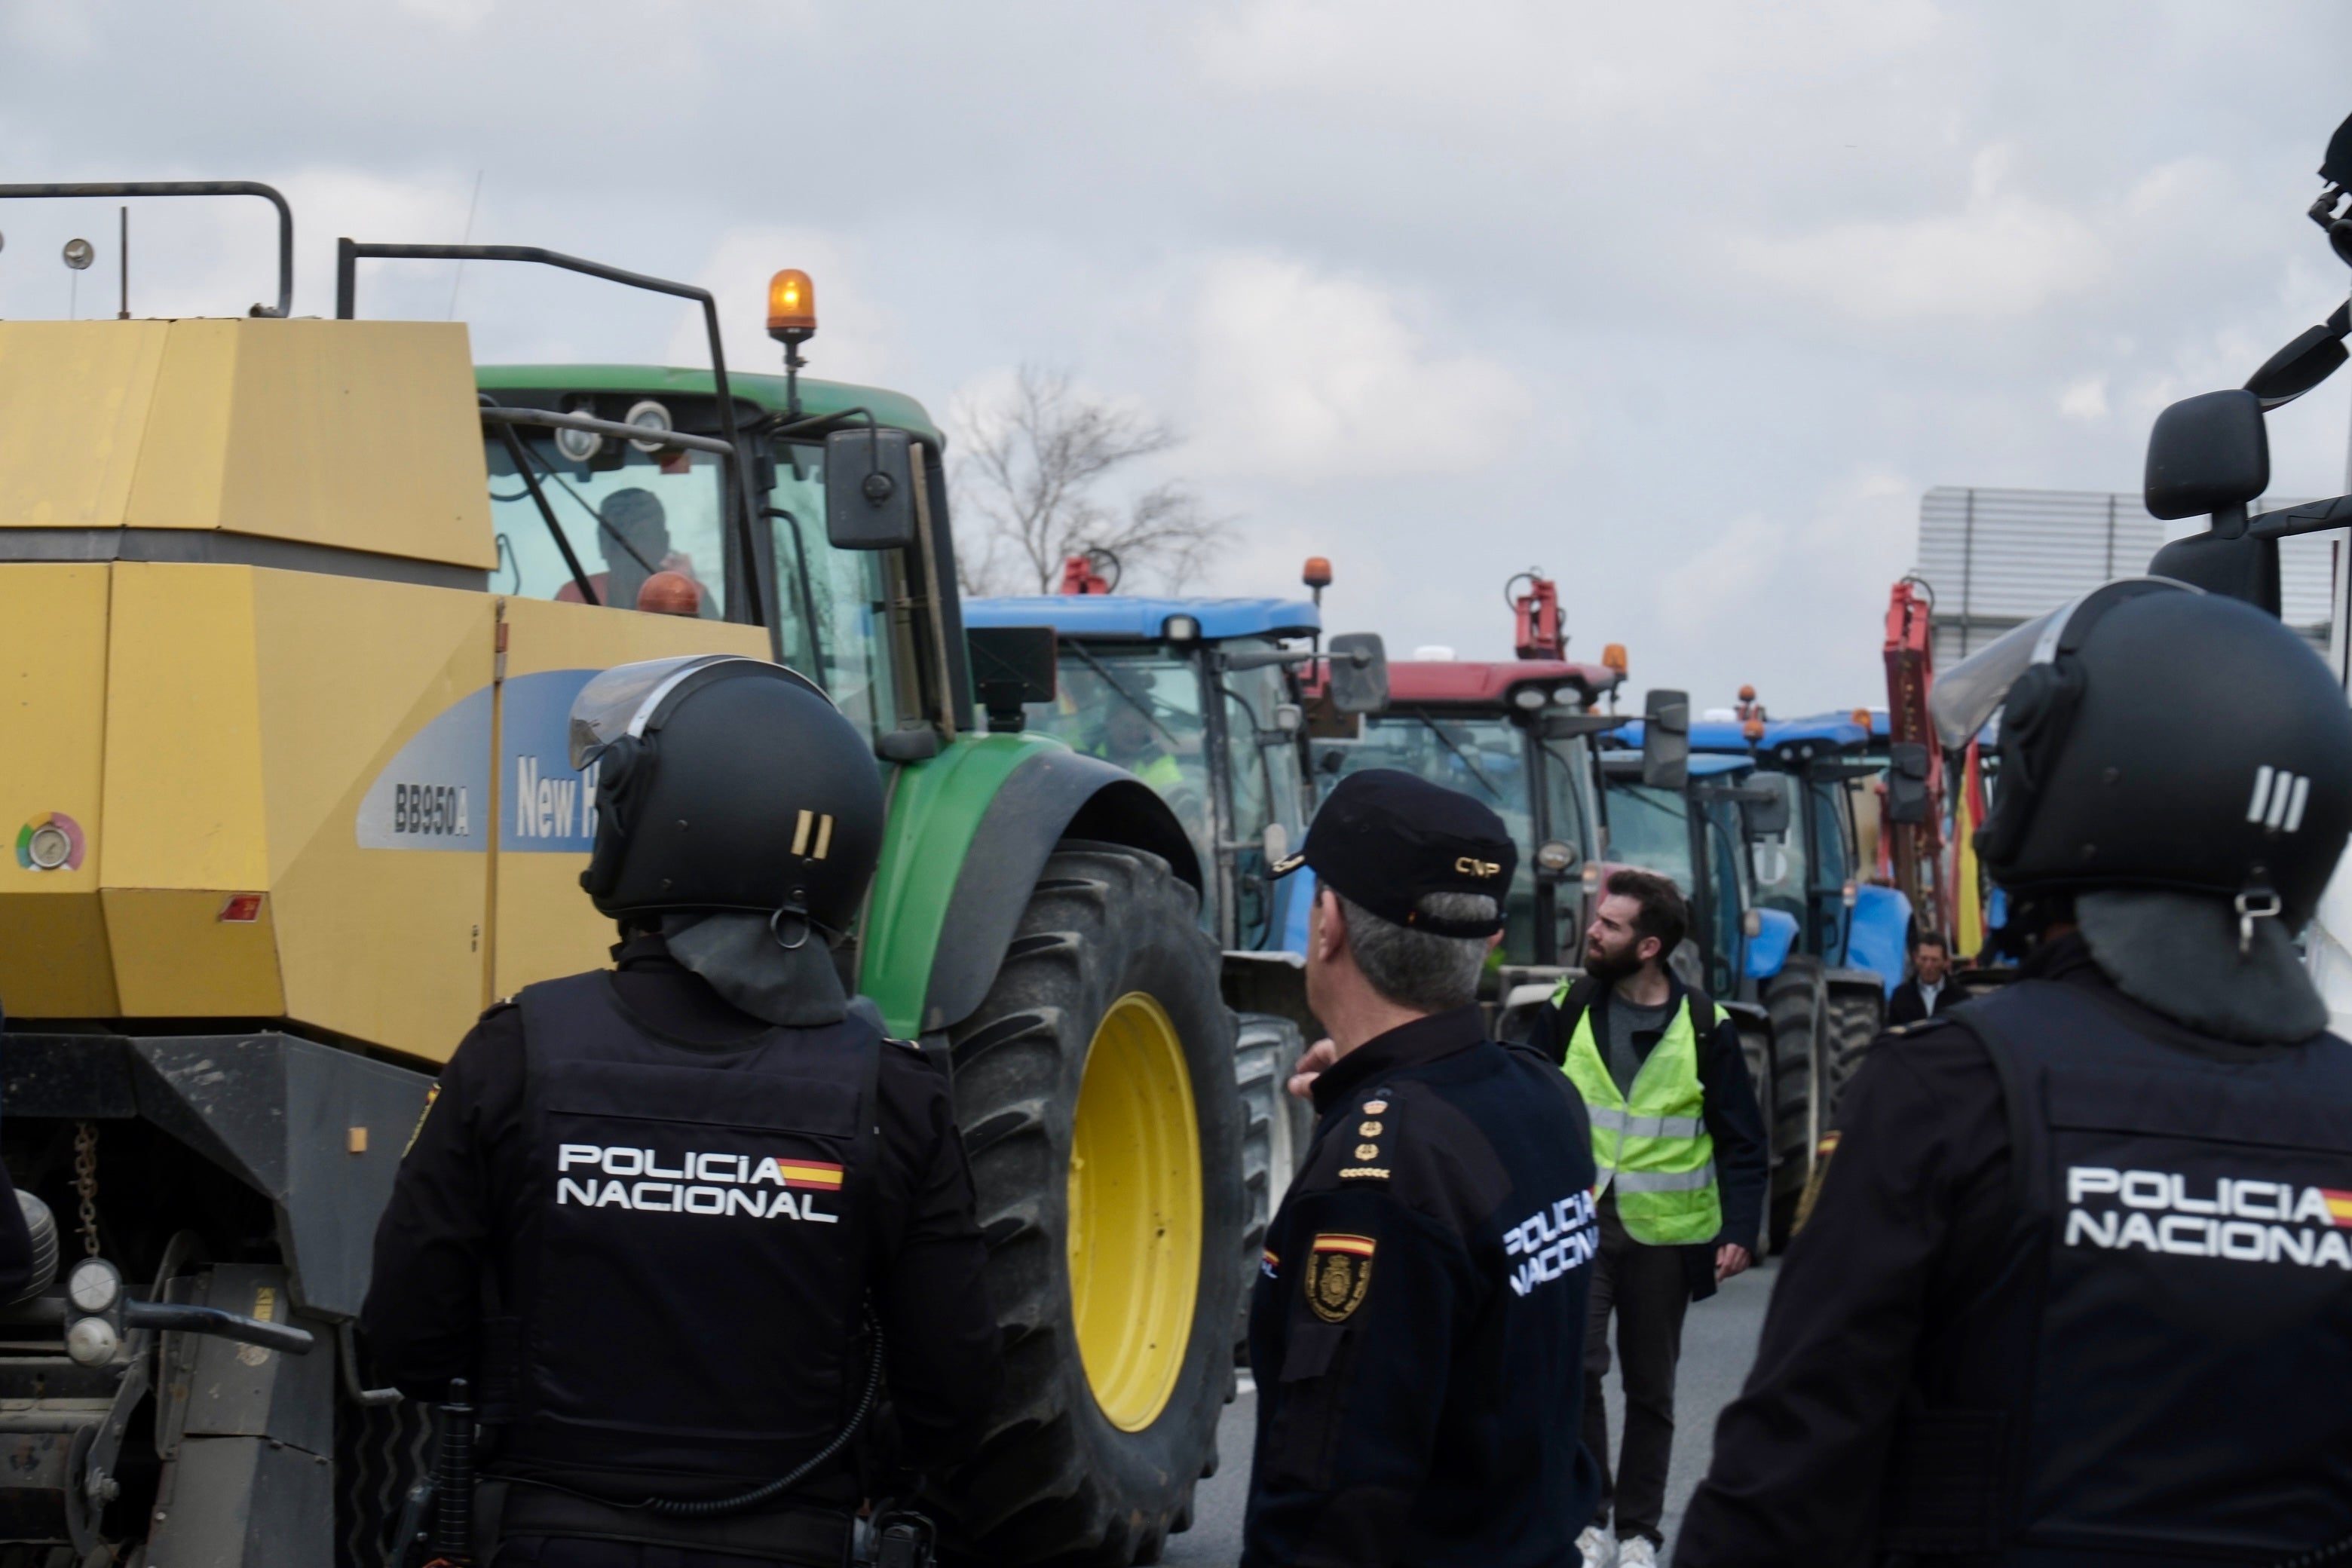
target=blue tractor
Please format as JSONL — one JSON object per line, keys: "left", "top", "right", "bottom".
{"left": 1595, "top": 699, "right": 1894, "bottom": 1248}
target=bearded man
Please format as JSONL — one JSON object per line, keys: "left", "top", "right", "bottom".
{"left": 1521, "top": 868, "right": 1769, "bottom": 1568}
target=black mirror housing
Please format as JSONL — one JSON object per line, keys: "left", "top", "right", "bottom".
{"left": 2148, "top": 529, "right": 2282, "bottom": 617}
{"left": 965, "top": 625, "right": 1057, "bottom": 733}
{"left": 1327, "top": 633, "right": 1389, "bottom": 714}
{"left": 1742, "top": 789, "right": 1792, "bottom": 838}
{"left": 2145, "top": 389, "right": 2269, "bottom": 522}
{"left": 825, "top": 427, "right": 920, "bottom": 550}
{"left": 1640, "top": 689, "right": 1689, "bottom": 790}
{"left": 1886, "top": 741, "right": 1931, "bottom": 825}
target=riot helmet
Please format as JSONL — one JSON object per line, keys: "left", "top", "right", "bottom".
{"left": 569, "top": 654, "right": 884, "bottom": 940}
{"left": 1931, "top": 577, "right": 2352, "bottom": 928}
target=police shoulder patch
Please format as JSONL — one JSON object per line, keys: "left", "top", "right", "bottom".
{"left": 1305, "top": 1233, "right": 1374, "bottom": 1321}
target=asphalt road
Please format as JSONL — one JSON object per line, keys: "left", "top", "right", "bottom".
{"left": 1163, "top": 1255, "right": 1778, "bottom": 1566}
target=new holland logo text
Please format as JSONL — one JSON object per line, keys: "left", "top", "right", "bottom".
{"left": 556, "top": 1144, "right": 842, "bottom": 1222}
{"left": 2066, "top": 1165, "right": 2352, "bottom": 1270}
{"left": 1504, "top": 1190, "right": 1597, "bottom": 1296}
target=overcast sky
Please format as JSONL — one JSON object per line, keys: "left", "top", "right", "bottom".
{"left": 5, "top": 1, "right": 2347, "bottom": 712}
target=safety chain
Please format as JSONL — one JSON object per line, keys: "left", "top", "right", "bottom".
{"left": 72, "top": 1122, "right": 100, "bottom": 1259}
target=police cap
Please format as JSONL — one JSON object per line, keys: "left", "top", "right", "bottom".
{"left": 1274, "top": 769, "right": 1516, "bottom": 938}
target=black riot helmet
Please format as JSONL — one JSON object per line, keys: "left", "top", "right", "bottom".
{"left": 568, "top": 655, "right": 884, "bottom": 937}
{"left": 1931, "top": 577, "right": 2352, "bottom": 926}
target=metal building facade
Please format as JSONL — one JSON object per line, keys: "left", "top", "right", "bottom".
{"left": 1913, "top": 485, "right": 2336, "bottom": 668}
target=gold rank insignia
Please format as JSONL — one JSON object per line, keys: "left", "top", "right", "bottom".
{"left": 1355, "top": 1142, "right": 1380, "bottom": 1160}
{"left": 1306, "top": 1233, "right": 1374, "bottom": 1321}
{"left": 1358, "top": 1120, "right": 1383, "bottom": 1137}
{"left": 1362, "top": 1098, "right": 1389, "bottom": 1114}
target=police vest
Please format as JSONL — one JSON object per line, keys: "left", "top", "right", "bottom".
{"left": 1877, "top": 979, "right": 2352, "bottom": 1563}
{"left": 1555, "top": 983, "right": 1723, "bottom": 1245}
{"left": 486, "top": 972, "right": 883, "bottom": 1484}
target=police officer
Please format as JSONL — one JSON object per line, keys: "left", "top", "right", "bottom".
{"left": 1245, "top": 770, "right": 1603, "bottom": 1568}
{"left": 363, "top": 655, "right": 1004, "bottom": 1566}
{"left": 1676, "top": 580, "right": 2352, "bottom": 1565}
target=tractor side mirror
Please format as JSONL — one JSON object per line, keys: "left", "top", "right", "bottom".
{"left": 1640, "top": 690, "right": 1689, "bottom": 790}
{"left": 966, "top": 625, "right": 1056, "bottom": 734}
{"left": 825, "top": 427, "right": 920, "bottom": 550}
{"left": 2145, "top": 389, "right": 2268, "bottom": 522}
{"left": 1741, "top": 789, "right": 1791, "bottom": 838}
{"left": 1885, "top": 741, "right": 1931, "bottom": 825}
{"left": 1326, "top": 633, "right": 1389, "bottom": 714}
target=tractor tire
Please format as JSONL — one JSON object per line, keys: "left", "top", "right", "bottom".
{"left": 1762, "top": 960, "right": 1824, "bottom": 1253}
{"left": 936, "top": 841, "right": 1245, "bottom": 1568}
{"left": 1821, "top": 982, "right": 1886, "bottom": 1123}
{"left": 1233, "top": 1011, "right": 1312, "bottom": 1356}
{"left": 1732, "top": 1016, "right": 1773, "bottom": 1261}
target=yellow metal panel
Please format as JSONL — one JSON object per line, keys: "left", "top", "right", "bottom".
{"left": 0, "top": 323, "right": 170, "bottom": 531}
{"left": 492, "top": 597, "right": 768, "bottom": 1001}
{"left": 115, "top": 320, "right": 237, "bottom": 534}
{"left": 123, "top": 320, "right": 498, "bottom": 571}
{"left": 0, "top": 565, "right": 118, "bottom": 1013}
{"left": 103, "top": 889, "right": 284, "bottom": 1017}
{"left": 250, "top": 568, "right": 495, "bottom": 1061}
{"left": 101, "top": 564, "right": 271, "bottom": 893}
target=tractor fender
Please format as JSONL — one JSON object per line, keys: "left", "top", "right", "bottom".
{"left": 1744, "top": 908, "right": 1800, "bottom": 982}
{"left": 858, "top": 734, "right": 1203, "bottom": 1038}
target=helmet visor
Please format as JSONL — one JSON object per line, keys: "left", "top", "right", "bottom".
{"left": 1929, "top": 608, "right": 2064, "bottom": 752}
{"left": 568, "top": 654, "right": 755, "bottom": 769}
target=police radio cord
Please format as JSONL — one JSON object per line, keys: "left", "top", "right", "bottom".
{"left": 505, "top": 1310, "right": 886, "bottom": 1521}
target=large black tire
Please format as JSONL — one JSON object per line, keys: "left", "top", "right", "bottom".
{"left": 1233, "top": 1011, "right": 1311, "bottom": 1357}
{"left": 936, "top": 842, "right": 1245, "bottom": 1568}
{"left": 1762, "top": 960, "right": 1823, "bottom": 1253}
{"left": 1821, "top": 982, "right": 1885, "bottom": 1123}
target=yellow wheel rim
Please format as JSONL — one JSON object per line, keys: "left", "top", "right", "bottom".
{"left": 1067, "top": 991, "right": 1202, "bottom": 1432}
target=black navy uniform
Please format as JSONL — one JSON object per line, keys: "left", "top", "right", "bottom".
{"left": 365, "top": 936, "right": 1003, "bottom": 1559}
{"left": 1676, "top": 934, "right": 2352, "bottom": 1565}
{"left": 1243, "top": 1005, "right": 1603, "bottom": 1568}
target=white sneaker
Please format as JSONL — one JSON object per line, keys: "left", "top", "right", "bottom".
{"left": 1615, "top": 1539, "right": 1659, "bottom": 1568}
{"left": 1576, "top": 1526, "right": 1616, "bottom": 1568}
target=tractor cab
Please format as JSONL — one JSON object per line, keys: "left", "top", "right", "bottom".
{"left": 1315, "top": 571, "right": 1622, "bottom": 987}
{"left": 1593, "top": 749, "right": 1771, "bottom": 1000}
{"left": 961, "top": 590, "right": 1324, "bottom": 952}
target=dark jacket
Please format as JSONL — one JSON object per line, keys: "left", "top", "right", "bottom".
{"left": 1673, "top": 934, "right": 2352, "bottom": 1565}
{"left": 1242, "top": 1006, "right": 1603, "bottom": 1568}
{"left": 362, "top": 936, "right": 1003, "bottom": 1502}
{"left": 1521, "top": 973, "right": 1769, "bottom": 1301}
{"left": 1885, "top": 975, "right": 1951, "bottom": 1026}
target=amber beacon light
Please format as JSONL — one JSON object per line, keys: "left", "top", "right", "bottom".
{"left": 767, "top": 269, "right": 816, "bottom": 342}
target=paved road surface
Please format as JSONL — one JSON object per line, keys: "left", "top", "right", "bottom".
{"left": 1163, "top": 1255, "right": 1778, "bottom": 1566}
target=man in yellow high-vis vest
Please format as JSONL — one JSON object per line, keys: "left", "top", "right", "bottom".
{"left": 1524, "top": 868, "right": 1768, "bottom": 1568}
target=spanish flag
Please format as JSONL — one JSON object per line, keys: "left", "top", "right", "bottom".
{"left": 1312, "top": 1233, "right": 1377, "bottom": 1257}
{"left": 774, "top": 1159, "right": 845, "bottom": 1192}
{"left": 2321, "top": 1187, "right": 2352, "bottom": 1228}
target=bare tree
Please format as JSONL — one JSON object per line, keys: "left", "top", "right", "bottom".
{"left": 950, "top": 366, "right": 1228, "bottom": 596}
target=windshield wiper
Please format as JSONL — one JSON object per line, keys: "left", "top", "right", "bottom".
{"left": 1410, "top": 708, "right": 1503, "bottom": 801}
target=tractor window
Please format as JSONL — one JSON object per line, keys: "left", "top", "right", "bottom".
{"left": 766, "top": 442, "right": 900, "bottom": 738}
{"left": 1602, "top": 779, "right": 1695, "bottom": 891}
{"left": 482, "top": 431, "right": 902, "bottom": 738}
{"left": 1024, "top": 650, "right": 1214, "bottom": 871}
{"left": 1340, "top": 709, "right": 1539, "bottom": 955}
{"left": 1700, "top": 800, "right": 1749, "bottom": 997}
{"left": 1748, "top": 774, "right": 1807, "bottom": 924}
{"left": 1219, "top": 648, "right": 1297, "bottom": 950}
{"left": 488, "top": 433, "right": 730, "bottom": 620}
{"left": 1540, "top": 736, "right": 1595, "bottom": 862}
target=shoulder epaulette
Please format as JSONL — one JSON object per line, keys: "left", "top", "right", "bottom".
{"left": 884, "top": 1035, "right": 925, "bottom": 1055}
{"left": 1337, "top": 1086, "right": 1398, "bottom": 1183}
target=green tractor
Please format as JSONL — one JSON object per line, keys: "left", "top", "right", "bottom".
{"left": 0, "top": 185, "right": 1235, "bottom": 1566}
